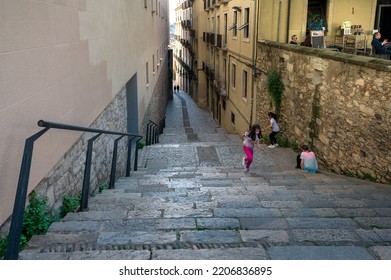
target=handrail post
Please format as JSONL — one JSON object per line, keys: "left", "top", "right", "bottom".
{"left": 148, "top": 123, "right": 153, "bottom": 146}
{"left": 126, "top": 136, "right": 136, "bottom": 177}
{"left": 134, "top": 137, "right": 141, "bottom": 171}
{"left": 80, "top": 133, "right": 101, "bottom": 211}
{"left": 109, "top": 136, "right": 124, "bottom": 189}
{"left": 5, "top": 128, "right": 49, "bottom": 260}
{"left": 155, "top": 125, "right": 159, "bottom": 143}
{"left": 146, "top": 123, "right": 150, "bottom": 146}
{"left": 153, "top": 125, "right": 158, "bottom": 144}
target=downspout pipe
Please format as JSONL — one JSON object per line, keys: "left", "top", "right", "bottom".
{"left": 277, "top": 0, "right": 282, "bottom": 42}
{"left": 249, "top": 0, "right": 259, "bottom": 129}
{"left": 286, "top": 0, "right": 292, "bottom": 43}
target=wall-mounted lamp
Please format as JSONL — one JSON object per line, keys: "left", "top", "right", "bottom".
{"left": 232, "top": 6, "right": 241, "bottom": 11}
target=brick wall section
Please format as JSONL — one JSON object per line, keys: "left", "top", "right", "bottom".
{"left": 255, "top": 41, "right": 391, "bottom": 184}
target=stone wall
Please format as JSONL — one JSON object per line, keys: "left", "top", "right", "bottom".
{"left": 140, "top": 60, "right": 170, "bottom": 139}
{"left": 255, "top": 41, "right": 391, "bottom": 184}
{"left": 34, "top": 86, "right": 129, "bottom": 211}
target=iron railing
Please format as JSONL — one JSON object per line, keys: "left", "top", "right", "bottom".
{"left": 146, "top": 118, "right": 165, "bottom": 146}
{"left": 5, "top": 120, "right": 142, "bottom": 260}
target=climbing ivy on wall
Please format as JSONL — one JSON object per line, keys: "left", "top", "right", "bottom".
{"left": 267, "top": 70, "right": 284, "bottom": 115}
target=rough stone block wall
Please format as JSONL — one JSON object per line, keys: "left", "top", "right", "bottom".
{"left": 34, "top": 86, "right": 129, "bottom": 211}
{"left": 140, "top": 60, "right": 170, "bottom": 139}
{"left": 255, "top": 41, "right": 391, "bottom": 184}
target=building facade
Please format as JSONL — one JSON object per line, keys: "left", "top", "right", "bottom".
{"left": 0, "top": 0, "right": 170, "bottom": 232}
{"left": 190, "top": 0, "right": 390, "bottom": 136}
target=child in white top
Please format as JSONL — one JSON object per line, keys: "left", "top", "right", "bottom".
{"left": 267, "top": 112, "right": 280, "bottom": 148}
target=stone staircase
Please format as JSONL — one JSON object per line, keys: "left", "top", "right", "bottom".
{"left": 18, "top": 93, "right": 391, "bottom": 260}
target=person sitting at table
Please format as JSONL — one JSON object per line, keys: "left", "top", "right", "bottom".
{"left": 371, "top": 32, "right": 391, "bottom": 55}
{"left": 300, "top": 35, "right": 312, "bottom": 47}
{"left": 290, "top": 35, "right": 298, "bottom": 45}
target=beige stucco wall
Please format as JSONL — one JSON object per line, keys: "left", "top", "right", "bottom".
{"left": 0, "top": 0, "right": 169, "bottom": 227}
{"left": 200, "top": 0, "right": 257, "bottom": 135}
{"left": 257, "top": 0, "right": 377, "bottom": 45}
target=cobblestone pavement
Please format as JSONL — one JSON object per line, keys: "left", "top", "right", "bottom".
{"left": 20, "top": 91, "right": 391, "bottom": 260}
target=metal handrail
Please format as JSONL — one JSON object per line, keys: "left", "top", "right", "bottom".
{"left": 149, "top": 120, "right": 160, "bottom": 144}
{"left": 5, "top": 120, "right": 142, "bottom": 259}
{"left": 146, "top": 119, "right": 164, "bottom": 146}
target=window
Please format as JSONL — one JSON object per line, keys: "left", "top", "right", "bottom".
{"left": 157, "top": 49, "right": 160, "bottom": 68}
{"left": 146, "top": 62, "right": 149, "bottom": 85}
{"left": 224, "top": 13, "right": 228, "bottom": 46}
{"left": 238, "top": 8, "right": 250, "bottom": 39}
{"left": 217, "top": 15, "right": 220, "bottom": 35}
{"left": 223, "top": 58, "right": 227, "bottom": 88}
{"left": 242, "top": 70, "right": 248, "bottom": 99}
{"left": 222, "top": 100, "right": 226, "bottom": 111}
{"left": 151, "top": 0, "right": 155, "bottom": 14}
{"left": 145, "top": 0, "right": 147, "bottom": 8}
{"left": 231, "top": 63, "right": 236, "bottom": 88}
{"left": 228, "top": 11, "right": 237, "bottom": 37}
{"left": 152, "top": 55, "right": 155, "bottom": 73}
{"left": 231, "top": 112, "right": 235, "bottom": 125}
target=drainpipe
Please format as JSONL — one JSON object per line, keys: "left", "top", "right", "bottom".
{"left": 277, "top": 0, "right": 282, "bottom": 42}
{"left": 286, "top": 0, "right": 291, "bottom": 43}
{"left": 249, "top": 0, "right": 259, "bottom": 129}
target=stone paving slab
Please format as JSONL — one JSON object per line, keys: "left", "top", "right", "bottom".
{"left": 369, "top": 246, "right": 391, "bottom": 260}
{"left": 196, "top": 218, "right": 241, "bottom": 229}
{"left": 127, "top": 209, "right": 163, "bottom": 219}
{"left": 155, "top": 218, "right": 196, "bottom": 230}
{"left": 354, "top": 229, "right": 384, "bottom": 243}
{"left": 286, "top": 218, "right": 359, "bottom": 229}
{"left": 291, "top": 229, "right": 360, "bottom": 243}
{"left": 152, "top": 247, "right": 268, "bottom": 260}
{"left": 25, "top": 232, "right": 99, "bottom": 251}
{"left": 373, "top": 229, "right": 391, "bottom": 241}
{"left": 70, "top": 250, "right": 151, "bottom": 260}
{"left": 335, "top": 208, "right": 378, "bottom": 217}
{"left": 374, "top": 208, "right": 391, "bottom": 216}
{"left": 354, "top": 217, "right": 391, "bottom": 228}
{"left": 102, "top": 219, "right": 156, "bottom": 232}
{"left": 240, "top": 230, "right": 290, "bottom": 244}
{"left": 179, "top": 230, "right": 241, "bottom": 243}
{"left": 239, "top": 218, "right": 289, "bottom": 230}
{"left": 97, "top": 231, "right": 178, "bottom": 246}
{"left": 62, "top": 210, "right": 128, "bottom": 221}
{"left": 215, "top": 208, "right": 282, "bottom": 219}
{"left": 49, "top": 221, "right": 101, "bottom": 232}
{"left": 280, "top": 208, "right": 340, "bottom": 218}
{"left": 20, "top": 252, "right": 73, "bottom": 260}
{"left": 267, "top": 246, "right": 375, "bottom": 260}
